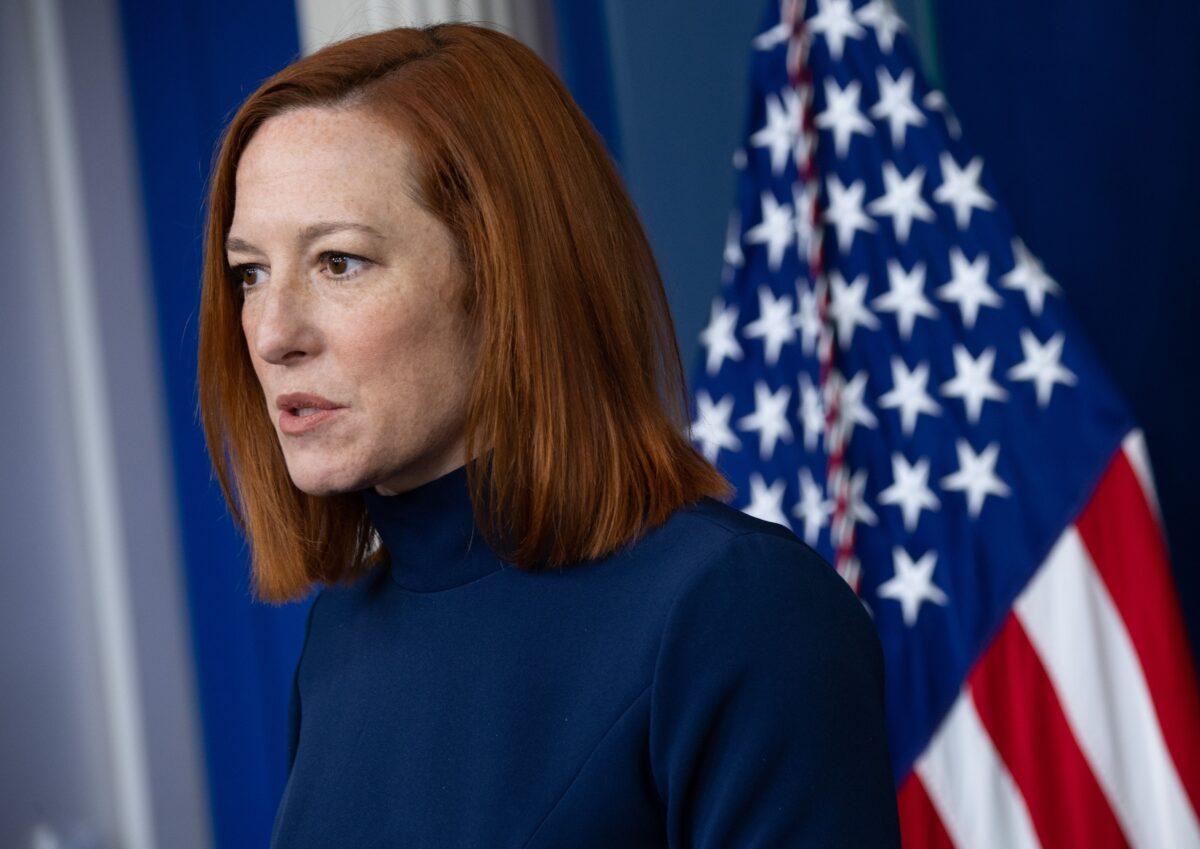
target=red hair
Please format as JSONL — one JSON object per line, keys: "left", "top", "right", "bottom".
{"left": 197, "top": 23, "right": 733, "bottom": 604}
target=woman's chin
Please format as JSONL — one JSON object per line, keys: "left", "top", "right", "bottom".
{"left": 284, "top": 460, "right": 362, "bottom": 497}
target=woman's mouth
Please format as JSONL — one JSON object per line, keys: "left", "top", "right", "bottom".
{"left": 279, "top": 406, "right": 345, "bottom": 436}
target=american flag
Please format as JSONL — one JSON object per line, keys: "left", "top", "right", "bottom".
{"left": 687, "top": 0, "right": 1200, "bottom": 845}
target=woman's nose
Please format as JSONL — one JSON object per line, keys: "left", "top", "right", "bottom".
{"left": 250, "top": 269, "right": 319, "bottom": 365}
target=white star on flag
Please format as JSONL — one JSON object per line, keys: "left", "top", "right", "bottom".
{"left": 751, "top": 90, "right": 797, "bottom": 176}
{"left": 784, "top": 87, "right": 812, "bottom": 169}
{"left": 941, "top": 343, "right": 1009, "bottom": 424}
{"left": 872, "top": 259, "right": 938, "bottom": 340}
{"left": 1007, "top": 328, "right": 1077, "bottom": 407}
{"left": 923, "top": 89, "right": 961, "bottom": 139}
{"left": 855, "top": 0, "right": 906, "bottom": 53}
{"left": 941, "top": 438, "right": 1011, "bottom": 517}
{"left": 816, "top": 79, "right": 874, "bottom": 158}
{"left": 793, "top": 466, "right": 834, "bottom": 545}
{"left": 690, "top": 390, "right": 742, "bottom": 463}
{"left": 933, "top": 152, "right": 995, "bottom": 229}
{"left": 741, "top": 472, "right": 791, "bottom": 529}
{"left": 699, "top": 296, "right": 743, "bottom": 376}
{"left": 878, "top": 547, "right": 948, "bottom": 626}
{"left": 744, "top": 189, "right": 795, "bottom": 272}
{"left": 829, "top": 270, "right": 880, "bottom": 349}
{"left": 936, "top": 247, "right": 1002, "bottom": 330}
{"left": 879, "top": 452, "right": 941, "bottom": 532}
{"left": 722, "top": 209, "right": 744, "bottom": 283}
{"left": 742, "top": 285, "right": 797, "bottom": 366}
{"left": 793, "top": 181, "right": 819, "bottom": 265}
{"left": 868, "top": 161, "right": 936, "bottom": 243}
{"left": 797, "top": 371, "right": 825, "bottom": 451}
{"left": 871, "top": 66, "right": 926, "bottom": 148}
{"left": 723, "top": 210, "right": 744, "bottom": 267}
{"left": 793, "top": 281, "right": 823, "bottom": 356}
{"left": 1001, "top": 238, "right": 1061, "bottom": 316}
{"left": 808, "top": 0, "right": 866, "bottom": 61}
{"left": 846, "top": 466, "right": 879, "bottom": 528}
{"left": 879, "top": 356, "right": 942, "bottom": 437}
{"left": 752, "top": 0, "right": 792, "bottom": 50}
{"left": 737, "top": 380, "right": 794, "bottom": 460}
{"left": 832, "top": 368, "right": 879, "bottom": 443}
{"left": 825, "top": 175, "right": 877, "bottom": 252}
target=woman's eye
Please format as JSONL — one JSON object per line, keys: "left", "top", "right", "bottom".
{"left": 321, "top": 252, "right": 368, "bottom": 279}
{"left": 230, "top": 264, "right": 263, "bottom": 291}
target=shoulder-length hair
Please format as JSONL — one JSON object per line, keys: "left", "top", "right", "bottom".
{"left": 198, "top": 22, "right": 733, "bottom": 604}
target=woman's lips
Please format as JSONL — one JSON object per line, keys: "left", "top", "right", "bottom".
{"left": 279, "top": 407, "right": 345, "bottom": 436}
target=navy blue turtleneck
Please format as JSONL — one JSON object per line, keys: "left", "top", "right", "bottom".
{"left": 269, "top": 463, "right": 900, "bottom": 848}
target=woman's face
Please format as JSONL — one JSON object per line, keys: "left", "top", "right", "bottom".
{"left": 228, "top": 105, "right": 479, "bottom": 497}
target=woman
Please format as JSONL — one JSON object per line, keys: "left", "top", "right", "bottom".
{"left": 197, "top": 22, "right": 900, "bottom": 848}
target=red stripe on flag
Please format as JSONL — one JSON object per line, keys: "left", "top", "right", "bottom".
{"left": 1075, "top": 447, "right": 1200, "bottom": 816}
{"left": 896, "top": 771, "right": 956, "bottom": 849}
{"left": 969, "top": 613, "right": 1130, "bottom": 848}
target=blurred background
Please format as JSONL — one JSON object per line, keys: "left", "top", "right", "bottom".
{"left": 3, "top": 0, "right": 1196, "bottom": 847}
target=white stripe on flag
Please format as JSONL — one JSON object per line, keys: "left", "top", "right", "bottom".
{"left": 915, "top": 689, "right": 1042, "bottom": 849}
{"left": 1014, "top": 525, "right": 1200, "bottom": 849}
{"left": 1121, "top": 428, "right": 1163, "bottom": 527}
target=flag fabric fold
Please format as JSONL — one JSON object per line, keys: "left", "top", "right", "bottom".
{"left": 688, "top": 1, "right": 1200, "bottom": 845}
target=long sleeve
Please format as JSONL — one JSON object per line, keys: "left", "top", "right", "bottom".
{"left": 648, "top": 529, "right": 901, "bottom": 848}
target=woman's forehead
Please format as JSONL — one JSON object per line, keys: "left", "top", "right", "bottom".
{"left": 231, "top": 123, "right": 425, "bottom": 241}
{"left": 237, "top": 107, "right": 416, "bottom": 195}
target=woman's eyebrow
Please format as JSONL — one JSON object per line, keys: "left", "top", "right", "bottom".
{"left": 225, "top": 220, "right": 385, "bottom": 254}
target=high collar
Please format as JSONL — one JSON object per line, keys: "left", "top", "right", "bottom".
{"left": 360, "top": 461, "right": 505, "bottom": 593}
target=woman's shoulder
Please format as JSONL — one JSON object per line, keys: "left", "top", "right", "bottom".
{"left": 650, "top": 495, "right": 882, "bottom": 666}
{"left": 661, "top": 495, "right": 862, "bottom": 607}
{"left": 647, "top": 498, "right": 899, "bottom": 846}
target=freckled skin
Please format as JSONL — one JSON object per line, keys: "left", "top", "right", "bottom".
{"left": 230, "top": 106, "right": 480, "bottom": 497}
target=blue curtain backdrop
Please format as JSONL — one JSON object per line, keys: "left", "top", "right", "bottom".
{"left": 114, "top": 2, "right": 309, "bottom": 848}
{"left": 114, "top": 0, "right": 1199, "bottom": 844}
